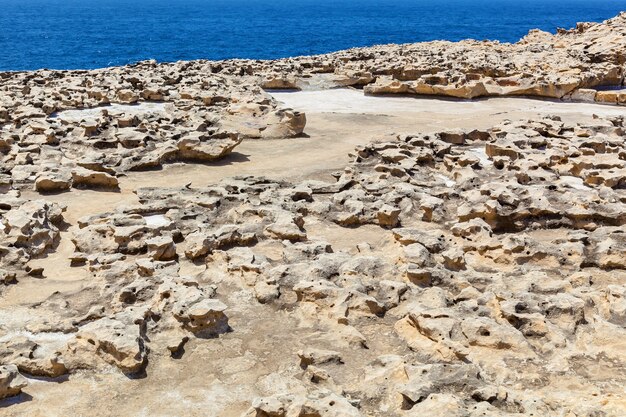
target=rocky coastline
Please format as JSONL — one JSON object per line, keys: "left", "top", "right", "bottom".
{"left": 1, "top": 13, "right": 625, "bottom": 417}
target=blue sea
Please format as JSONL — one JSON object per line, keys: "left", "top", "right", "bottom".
{"left": 1, "top": 0, "right": 625, "bottom": 71}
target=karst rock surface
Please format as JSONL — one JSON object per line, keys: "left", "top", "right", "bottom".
{"left": 1, "top": 13, "right": 626, "bottom": 417}
{"left": 250, "top": 12, "right": 626, "bottom": 101}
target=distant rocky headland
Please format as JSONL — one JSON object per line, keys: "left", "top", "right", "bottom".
{"left": 1, "top": 13, "right": 625, "bottom": 417}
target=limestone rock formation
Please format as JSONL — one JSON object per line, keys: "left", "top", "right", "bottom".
{"left": 1, "top": 12, "right": 626, "bottom": 417}
{"left": 245, "top": 13, "right": 626, "bottom": 102}
{"left": 0, "top": 194, "right": 65, "bottom": 283}
{"left": 0, "top": 62, "right": 305, "bottom": 193}
{"left": 0, "top": 365, "right": 28, "bottom": 400}
{"left": 4, "top": 111, "right": 625, "bottom": 414}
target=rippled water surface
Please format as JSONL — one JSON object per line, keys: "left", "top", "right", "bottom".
{"left": 1, "top": 0, "right": 625, "bottom": 70}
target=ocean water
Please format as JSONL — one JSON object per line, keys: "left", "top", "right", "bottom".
{"left": 0, "top": 0, "right": 625, "bottom": 71}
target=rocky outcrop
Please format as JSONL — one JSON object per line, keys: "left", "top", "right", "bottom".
{"left": 245, "top": 390, "right": 361, "bottom": 417}
{"left": 3, "top": 112, "right": 625, "bottom": 415}
{"left": 3, "top": 12, "right": 626, "bottom": 417}
{"left": 0, "top": 61, "right": 306, "bottom": 193}
{"left": 0, "top": 365, "right": 28, "bottom": 400}
{"left": 4, "top": 14, "right": 626, "bottom": 194}
{"left": 0, "top": 194, "right": 65, "bottom": 283}
{"left": 224, "top": 13, "right": 626, "bottom": 102}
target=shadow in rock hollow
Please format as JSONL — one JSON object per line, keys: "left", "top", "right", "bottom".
{"left": 0, "top": 392, "right": 33, "bottom": 408}
{"left": 208, "top": 152, "right": 251, "bottom": 167}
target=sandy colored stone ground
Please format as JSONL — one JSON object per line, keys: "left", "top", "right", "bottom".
{"left": 2, "top": 90, "right": 625, "bottom": 416}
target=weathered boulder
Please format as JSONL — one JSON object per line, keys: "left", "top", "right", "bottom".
{"left": 70, "top": 313, "right": 148, "bottom": 374}
{"left": 0, "top": 365, "right": 28, "bottom": 399}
